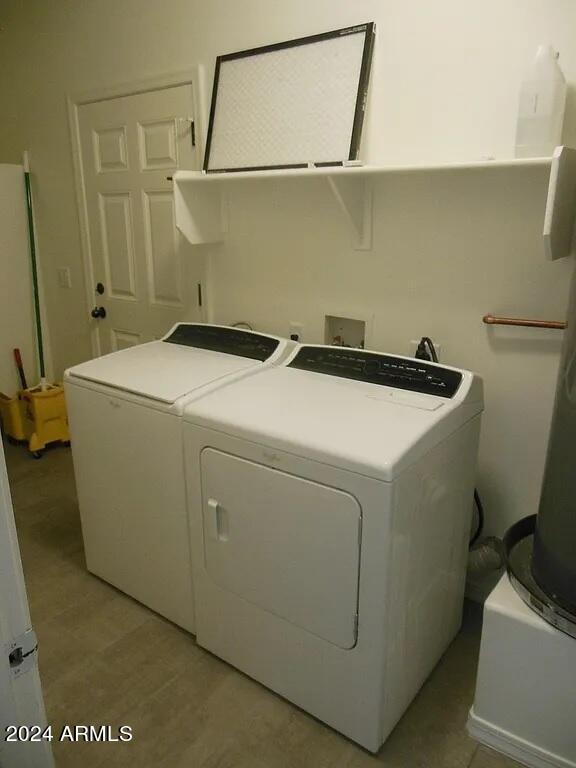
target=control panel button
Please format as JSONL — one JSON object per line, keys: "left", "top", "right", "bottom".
{"left": 288, "top": 347, "right": 462, "bottom": 399}
{"left": 164, "top": 324, "right": 279, "bottom": 361}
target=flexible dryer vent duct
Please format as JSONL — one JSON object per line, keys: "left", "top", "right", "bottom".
{"left": 532, "top": 264, "right": 576, "bottom": 616}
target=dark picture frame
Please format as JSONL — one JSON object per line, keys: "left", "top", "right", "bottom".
{"left": 203, "top": 23, "right": 376, "bottom": 173}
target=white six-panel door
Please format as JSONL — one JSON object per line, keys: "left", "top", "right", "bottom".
{"left": 78, "top": 85, "right": 202, "bottom": 355}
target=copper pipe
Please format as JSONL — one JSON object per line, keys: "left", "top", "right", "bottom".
{"left": 483, "top": 314, "right": 566, "bottom": 330}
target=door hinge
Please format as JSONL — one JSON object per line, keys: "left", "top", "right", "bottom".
{"left": 190, "top": 120, "right": 196, "bottom": 148}
{"left": 6, "top": 628, "right": 38, "bottom": 679}
{"left": 197, "top": 282, "right": 203, "bottom": 307}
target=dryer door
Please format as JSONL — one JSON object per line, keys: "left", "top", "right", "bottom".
{"left": 201, "top": 449, "right": 361, "bottom": 649}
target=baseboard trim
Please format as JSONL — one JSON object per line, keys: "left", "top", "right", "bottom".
{"left": 467, "top": 708, "right": 576, "bottom": 768}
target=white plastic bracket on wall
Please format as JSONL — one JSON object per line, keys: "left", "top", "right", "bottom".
{"left": 543, "top": 145, "right": 576, "bottom": 261}
{"left": 173, "top": 174, "right": 224, "bottom": 244}
{"left": 326, "top": 175, "right": 372, "bottom": 250}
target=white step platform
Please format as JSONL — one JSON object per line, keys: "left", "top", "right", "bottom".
{"left": 468, "top": 575, "right": 576, "bottom": 768}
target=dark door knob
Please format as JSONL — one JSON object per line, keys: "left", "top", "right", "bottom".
{"left": 91, "top": 306, "right": 107, "bottom": 319}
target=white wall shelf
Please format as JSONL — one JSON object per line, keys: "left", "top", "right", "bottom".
{"left": 173, "top": 148, "right": 576, "bottom": 257}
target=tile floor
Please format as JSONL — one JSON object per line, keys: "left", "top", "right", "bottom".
{"left": 5, "top": 439, "right": 522, "bottom": 768}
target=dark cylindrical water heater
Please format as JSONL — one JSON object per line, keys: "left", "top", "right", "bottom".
{"left": 532, "top": 267, "right": 576, "bottom": 616}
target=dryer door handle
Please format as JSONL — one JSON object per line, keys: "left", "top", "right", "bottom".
{"left": 206, "top": 498, "right": 228, "bottom": 541}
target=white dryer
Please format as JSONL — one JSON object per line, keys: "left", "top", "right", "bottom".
{"left": 65, "top": 324, "right": 291, "bottom": 633}
{"left": 183, "top": 344, "right": 483, "bottom": 751}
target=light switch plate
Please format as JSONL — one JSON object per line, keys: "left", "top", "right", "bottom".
{"left": 57, "top": 267, "right": 72, "bottom": 289}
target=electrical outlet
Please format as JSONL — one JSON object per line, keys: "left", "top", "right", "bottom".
{"left": 409, "top": 339, "right": 442, "bottom": 360}
{"left": 57, "top": 267, "right": 72, "bottom": 289}
{"left": 289, "top": 322, "right": 304, "bottom": 342}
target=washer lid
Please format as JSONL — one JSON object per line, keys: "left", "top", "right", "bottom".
{"left": 66, "top": 325, "right": 284, "bottom": 404}
{"left": 185, "top": 345, "right": 483, "bottom": 481}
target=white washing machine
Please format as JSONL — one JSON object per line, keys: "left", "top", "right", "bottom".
{"left": 183, "top": 344, "right": 483, "bottom": 751}
{"left": 65, "top": 324, "right": 292, "bottom": 633}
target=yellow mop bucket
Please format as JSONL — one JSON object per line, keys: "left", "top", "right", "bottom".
{"left": 0, "top": 392, "right": 29, "bottom": 442}
{"left": 20, "top": 384, "right": 69, "bottom": 457}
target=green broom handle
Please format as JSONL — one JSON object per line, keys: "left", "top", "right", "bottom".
{"left": 23, "top": 158, "right": 45, "bottom": 380}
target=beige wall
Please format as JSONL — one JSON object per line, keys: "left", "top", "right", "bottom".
{"left": 0, "top": 0, "right": 575, "bottom": 535}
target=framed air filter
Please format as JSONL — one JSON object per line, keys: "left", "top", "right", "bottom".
{"left": 203, "top": 23, "right": 375, "bottom": 173}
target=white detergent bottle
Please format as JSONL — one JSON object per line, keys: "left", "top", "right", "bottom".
{"left": 515, "top": 45, "right": 567, "bottom": 157}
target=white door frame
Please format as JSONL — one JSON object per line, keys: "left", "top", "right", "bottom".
{"left": 0, "top": 440, "right": 54, "bottom": 768}
{"left": 67, "top": 67, "right": 208, "bottom": 358}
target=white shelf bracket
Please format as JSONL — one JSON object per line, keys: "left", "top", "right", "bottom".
{"left": 326, "top": 175, "right": 372, "bottom": 251}
{"left": 543, "top": 145, "right": 576, "bottom": 261}
{"left": 174, "top": 176, "right": 224, "bottom": 244}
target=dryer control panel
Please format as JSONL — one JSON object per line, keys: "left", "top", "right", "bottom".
{"left": 288, "top": 346, "right": 462, "bottom": 398}
{"left": 164, "top": 324, "right": 279, "bottom": 361}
